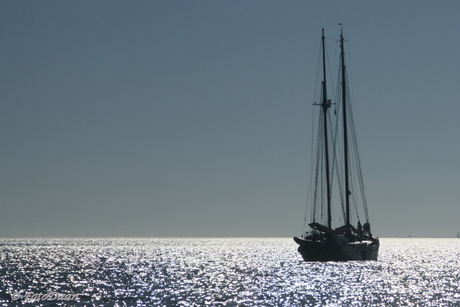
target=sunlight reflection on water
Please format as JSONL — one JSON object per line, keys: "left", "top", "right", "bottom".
{"left": 0, "top": 238, "right": 459, "bottom": 306}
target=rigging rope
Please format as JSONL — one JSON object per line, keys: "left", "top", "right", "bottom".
{"left": 302, "top": 39, "right": 324, "bottom": 234}
{"left": 301, "top": 33, "right": 371, "bottom": 232}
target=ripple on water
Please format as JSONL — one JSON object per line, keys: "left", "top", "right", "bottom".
{"left": 0, "top": 238, "right": 460, "bottom": 306}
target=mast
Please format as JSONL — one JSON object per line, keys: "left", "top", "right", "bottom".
{"left": 340, "top": 27, "right": 351, "bottom": 231}
{"left": 321, "top": 28, "right": 332, "bottom": 229}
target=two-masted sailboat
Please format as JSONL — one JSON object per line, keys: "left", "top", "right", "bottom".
{"left": 294, "top": 28, "right": 379, "bottom": 261}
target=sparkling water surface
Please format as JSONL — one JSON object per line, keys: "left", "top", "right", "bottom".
{"left": 0, "top": 238, "right": 459, "bottom": 306}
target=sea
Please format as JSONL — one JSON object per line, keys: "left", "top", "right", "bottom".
{"left": 0, "top": 238, "right": 459, "bottom": 307}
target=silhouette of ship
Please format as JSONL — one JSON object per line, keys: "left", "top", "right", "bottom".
{"left": 294, "top": 28, "right": 379, "bottom": 261}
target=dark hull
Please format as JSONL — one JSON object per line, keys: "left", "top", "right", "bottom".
{"left": 294, "top": 236, "right": 379, "bottom": 261}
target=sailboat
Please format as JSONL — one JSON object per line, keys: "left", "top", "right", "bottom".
{"left": 294, "top": 28, "right": 379, "bottom": 261}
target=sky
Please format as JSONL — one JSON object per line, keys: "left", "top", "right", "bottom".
{"left": 1, "top": 1, "right": 460, "bottom": 238}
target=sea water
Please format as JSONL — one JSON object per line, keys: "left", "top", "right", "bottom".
{"left": 0, "top": 238, "right": 459, "bottom": 306}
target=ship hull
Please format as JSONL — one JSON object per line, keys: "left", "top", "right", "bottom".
{"left": 294, "top": 236, "right": 379, "bottom": 262}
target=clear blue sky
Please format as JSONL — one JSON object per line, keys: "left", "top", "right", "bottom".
{"left": 1, "top": 1, "right": 460, "bottom": 238}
